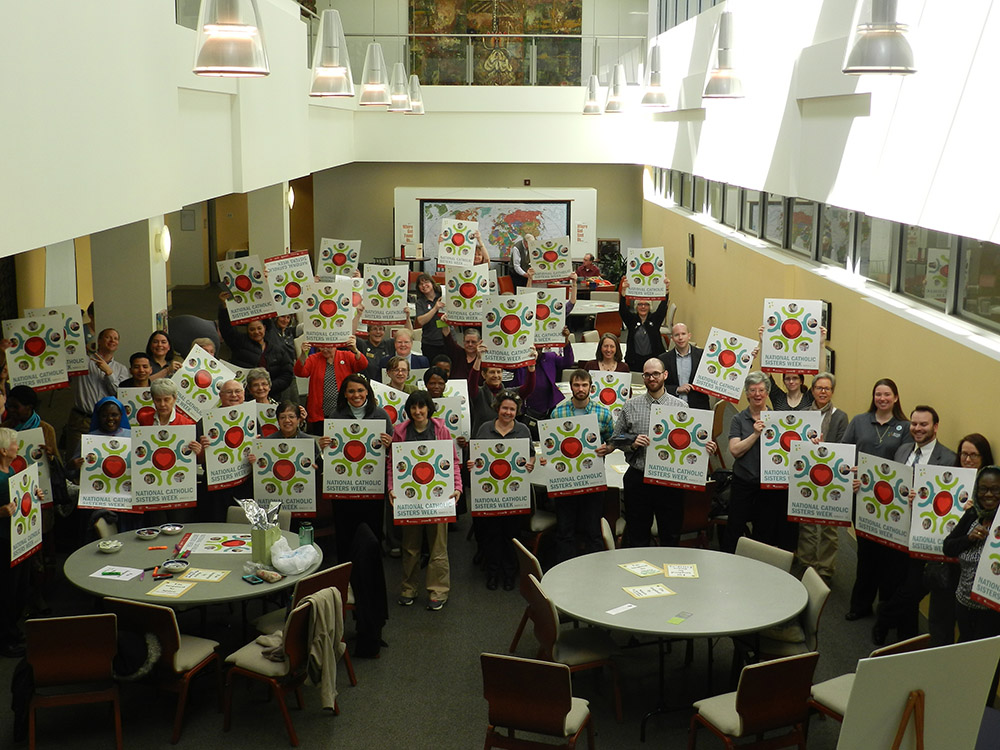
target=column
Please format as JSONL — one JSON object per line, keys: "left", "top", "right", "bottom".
{"left": 44, "top": 239, "right": 78, "bottom": 307}
{"left": 90, "top": 216, "right": 169, "bottom": 356}
{"left": 247, "top": 181, "right": 291, "bottom": 259}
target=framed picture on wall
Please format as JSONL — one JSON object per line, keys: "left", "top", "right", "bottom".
{"left": 688, "top": 233, "right": 695, "bottom": 258}
{"left": 821, "top": 300, "right": 833, "bottom": 341}
{"left": 824, "top": 345, "right": 835, "bottom": 374}
{"left": 597, "top": 238, "right": 621, "bottom": 259}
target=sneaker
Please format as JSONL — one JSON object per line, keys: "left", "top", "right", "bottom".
{"left": 388, "top": 547, "right": 401, "bottom": 558}
{"left": 397, "top": 595, "right": 415, "bottom": 606}
{"left": 426, "top": 598, "right": 446, "bottom": 611}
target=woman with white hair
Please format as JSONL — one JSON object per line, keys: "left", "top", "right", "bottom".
{"left": 143, "top": 378, "right": 197, "bottom": 427}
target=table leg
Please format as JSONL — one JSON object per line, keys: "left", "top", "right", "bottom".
{"left": 639, "top": 637, "right": 668, "bottom": 742}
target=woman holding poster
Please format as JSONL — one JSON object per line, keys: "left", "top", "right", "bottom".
{"left": 412, "top": 274, "right": 447, "bottom": 362}
{"left": 389, "top": 391, "right": 462, "bottom": 611}
{"left": 943, "top": 467, "right": 1000, "bottom": 646}
{"left": 469, "top": 390, "right": 536, "bottom": 591}
{"left": 331, "top": 376, "right": 393, "bottom": 562}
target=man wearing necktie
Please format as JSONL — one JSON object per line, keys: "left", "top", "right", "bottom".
{"left": 872, "top": 405, "right": 957, "bottom": 646}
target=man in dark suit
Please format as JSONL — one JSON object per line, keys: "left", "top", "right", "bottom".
{"left": 658, "top": 323, "right": 710, "bottom": 410}
{"left": 872, "top": 405, "right": 956, "bottom": 645}
{"left": 379, "top": 329, "right": 429, "bottom": 371}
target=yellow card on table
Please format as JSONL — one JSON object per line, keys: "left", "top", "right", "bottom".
{"left": 664, "top": 564, "right": 699, "bottom": 578}
{"left": 147, "top": 580, "right": 197, "bottom": 598}
{"left": 623, "top": 583, "right": 676, "bottom": 599}
{"left": 619, "top": 561, "right": 666, "bottom": 577}
{"left": 179, "top": 568, "right": 230, "bottom": 583}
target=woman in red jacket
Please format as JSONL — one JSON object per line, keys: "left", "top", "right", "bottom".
{"left": 293, "top": 337, "right": 368, "bottom": 435}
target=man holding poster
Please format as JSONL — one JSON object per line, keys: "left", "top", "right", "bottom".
{"left": 549, "top": 370, "right": 614, "bottom": 562}
{"left": 610, "top": 358, "right": 717, "bottom": 547}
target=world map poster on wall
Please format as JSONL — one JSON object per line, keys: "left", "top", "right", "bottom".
{"left": 410, "top": 0, "right": 582, "bottom": 86}
{"left": 420, "top": 200, "right": 571, "bottom": 261}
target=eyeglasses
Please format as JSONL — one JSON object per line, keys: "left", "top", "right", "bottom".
{"left": 219, "top": 389, "right": 243, "bottom": 396}
{"left": 978, "top": 486, "right": 1000, "bottom": 497}
{"left": 961, "top": 452, "right": 981, "bottom": 461}
{"left": 813, "top": 386, "right": 832, "bottom": 392}
{"left": 641, "top": 372, "right": 664, "bottom": 379}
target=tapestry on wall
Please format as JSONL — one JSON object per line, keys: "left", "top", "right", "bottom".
{"left": 410, "top": 0, "right": 582, "bottom": 86}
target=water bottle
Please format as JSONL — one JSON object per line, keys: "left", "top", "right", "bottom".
{"left": 298, "top": 521, "right": 314, "bottom": 547}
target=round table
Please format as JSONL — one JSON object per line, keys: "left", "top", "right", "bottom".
{"left": 542, "top": 547, "right": 806, "bottom": 637}
{"left": 542, "top": 547, "right": 808, "bottom": 739}
{"left": 64, "top": 523, "right": 323, "bottom": 606}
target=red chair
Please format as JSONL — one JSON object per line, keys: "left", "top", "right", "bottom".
{"left": 497, "top": 275, "right": 515, "bottom": 295}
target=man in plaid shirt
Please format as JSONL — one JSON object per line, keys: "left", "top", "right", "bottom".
{"left": 549, "top": 369, "right": 614, "bottom": 561}
{"left": 611, "top": 358, "right": 717, "bottom": 547}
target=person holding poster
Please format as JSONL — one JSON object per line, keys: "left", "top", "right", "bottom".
{"left": 198, "top": 380, "right": 252, "bottom": 522}
{"left": 583, "top": 333, "right": 630, "bottom": 374}
{"left": 842, "top": 378, "right": 914, "bottom": 623}
{"left": 380, "top": 329, "right": 429, "bottom": 371}
{"left": 659, "top": 323, "right": 710, "bottom": 410}
{"left": 550, "top": 370, "right": 614, "bottom": 561}
{"left": 872, "top": 406, "right": 956, "bottom": 645}
{"left": 611, "top": 358, "right": 716, "bottom": 547}
{"left": 619, "top": 278, "right": 670, "bottom": 372}
{"left": 142, "top": 379, "right": 198, "bottom": 428}
{"left": 218, "top": 302, "right": 294, "bottom": 397}
{"left": 943, "top": 466, "right": 1000, "bottom": 643}
{"left": 471, "top": 390, "right": 536, "bottom": 590}
{"left": 795, "top": 373, "right": 849, "bottom": 584}
{"left": 295, "top": 338, "right": 368, "bottom": 435}
{"left": 145, "top": 331, "right": 182, "bottom": 381}
{"left": 0, "top": 428, "right": 44, "bottom": 658}
{"left": 390, "top": 391, "right": 462, "bottom": 611}
{"left": 385, "top": 357, "right": 417, "bottom": 394}
{"left": 330, "top": 376, "right": 393, "bottom": 562}
{"left": 508, "top": 234, "right": 534, "bottom": 288}
{"left": 119, "top": 352, "right": 153, "bottom": 388}
{"left": 726, "top": 372, "right": 794, "bottom": 553}
{"left": 66, "top": 328, "right": 129, "bottom": 460}
{"left": 412, "top": 274, "right": 447, "bottom": 362}
{"left": 359, "top": 323, "right": 394, "bottom": 383}
{"left": 468, "top": 348, "right": 535, "bottom": 434}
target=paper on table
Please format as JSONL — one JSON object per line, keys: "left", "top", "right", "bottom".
{"left": 623, "top": 583, "right": 676, "bottom": 599}
{"left": 619, "top": 560, "right": 665, "bottom": 577}
{"left": 147, "top": 580, "right": 198, "bottom": 598}
{"left": 178, "top": 568, "right": 231, "bottom": 582}
{"left": 606, "top": 603, "right": 637, "bottom": 615}
{"left": 664, "top": 564, "right": 699, "bottom": 578}
{"left": 90, "top": 565, "right": 143, "bottom": 581}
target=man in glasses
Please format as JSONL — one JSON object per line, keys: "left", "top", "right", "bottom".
{"left": 610, "top": 358, "right": 717, "bottom": 547}
{"left": 872, "top": 405, "right": 956, "bottom": 646}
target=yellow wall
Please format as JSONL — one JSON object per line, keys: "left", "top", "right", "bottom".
{"left": 642, "top": 200, "right": 999, "bottom": 453}
{"left": 289, "top": 175, "right": 313, "bottom": 253}
{"left": 75, "top": 235, "right": 93, "bottom": 310}
{"left": 14, "top": 247, "right": 46, "bottom": 316}
{"left": 214, "top": 193, "right": 249, "bottom": 265}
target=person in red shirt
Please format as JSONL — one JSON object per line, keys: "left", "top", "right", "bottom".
{"left": 294, "top": 337, "right": 368, "bottom": 434}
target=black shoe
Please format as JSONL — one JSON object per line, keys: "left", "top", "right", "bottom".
{"left": 502, "top": 577, "right": 516, "bottom": 591}
{"left": 0, "top": 642, "right": 25, "bottom": 659}
{"left": 486, "top": 574, "right": 499, "bottom": 590}
{"left": 845, "top": 609, "right": 873, "bottom": 621}
{"left": 871, "top": 623, "right": 888, "bottom": 646}
{"left": 472, "top": 548, "right": 485, "bottom": 566}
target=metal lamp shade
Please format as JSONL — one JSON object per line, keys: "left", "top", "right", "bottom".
{"left": 843, "top": 0, "right": 915, "bottom": 75}
{"left": 309, "top": 9, "right": 354, "bottom": 96}
{"left": 703, "top": 13, "right": 743, "bottom": 99}
{"left": 640, "top": 45, "right": 668, "bottom": 107}
{"left": 604, "top": 64, "right": 628, "bottom": 114}
{"left": 583, "top": 74, "right": 602, "bottom": 115}
{"left": 193, "top": 0, "right": 269, "bottom": 77}
{"left": 359, "top": 42, "right": 391, "bottom": 105}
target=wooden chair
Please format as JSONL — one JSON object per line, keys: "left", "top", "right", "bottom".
{"left": 497, "top": 275, "right": 515, "bottom": 295}
{"left": 678, "top": 485, "right": 713, "bottom": 549}
{"left": 735, "top": 537, "right": 794, "bottom": 573}
{"left": 253, "top": 562, "right": 357, "bottom": 687}
{"left": 756, "top": 568, "right": 830, "bottom": 659}
{"left": 103, "top": 597, "right": 221, "bottom": 743}
{"left": 509, "top": 539, "right": 544, "bottom": 653}
{"left": 594, "top": 311, "right": 622, "bottom": 338}
{"left": 526, "top": 574, "right": 623, "bottom": 723}
{"left": 808, "top": 634, "right": 930, "bottom": 722}
{"left": 688, "top": 651, "right": 819, "bottom": 750}
{"left": 481, "top": 653, "right": 595, "bottom": 750}
{"left": 711, "top": 400, "right": 730, "bottom": 470}
{"left": 27, "top": 613, "right": 122, "bottom": 750}
{"left": 224, "top": 600, "right": 315, "bottom": 746}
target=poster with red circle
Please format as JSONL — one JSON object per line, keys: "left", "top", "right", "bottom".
{"left": 626, "top": 247, "right": 667, "bottom": 301}
{"left": 761, "top": 298, "right": 822, "bottom": 374}
{"left": 303, "top": 279, "right": 354, "bottom": 345}
{"left": 444, "top": 263, "right": 490, "bottom": 325}
{"left": 318, "top": 238, "right": 360, "bottom": 280}
{"left": 322, "top": 419, "right": 387, "bottom": 499}
{"left": 533, "top": 286, "right": 568, "bottom": 348}
{"left": 482, "top": 292, "right": 536, "bottom": 369}
{"left": 691, "top": 327, "right": 758, "bottom": 403}
{"left": 25, "top": 305, "right": 89, "bottom": 376}
{"left": 218, "top": 255, "right": 275, "bottom": 323}
{"left": 131, "top": 425, "right": 198, "bottom": 511}
{"left": 855, "top": 453, "right": 913, "bottom": 552}
{"left": 79, "top": 435, "right": 134, "bottom": 512}
{"left": 391, "top": 440, "right": 457, "bottom": 525}
{"left": 760, "top": 411, "right": 823, "bottom": 489}
{"left": 527, "top": 236, "right": 572, "bottom": 282}
{"left": 644, "top": 404, "right": 715, "bottom": 489}
{"left": 252, "top": 438, "right": 317, "bottom": 517}
{"left": 362, "top": 264, "right": 409, "bottom": 325}
{"left": 9, "top": 464, "right": 42, "bottom": 566}
{"left": 909, "top": 464, "right": 977, "bottom": 560}
{"left": 538, "top": 415, "right": 606, "bottom": 497}
{"left": 2, "top": 316, "right": 69, "bottom": 392}
{"left": 469, "top": 438, "right": 532, "bottom": 516}
{"left": 787, "top": 441, "right": 857, "bottom": 527}
{"left": 438, "top": 219, "right": 478, "bottom": 269}
{"left": 265, "top": 251, "right": 315, "bottom": 317}
{"left": 203, "top": 403, "right": 256, "bottom": 490}
{"left": 171, "top": 343, "right": 236, "bottom": 421}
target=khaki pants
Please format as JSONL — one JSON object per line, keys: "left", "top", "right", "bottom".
{"left": 796, "top": 522, "right": 839, "bottom": 578}
{"left": 400, "top": 522, "right": 450, "bottom": 601}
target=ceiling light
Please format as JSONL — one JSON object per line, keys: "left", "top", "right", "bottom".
{"left": 359, "top": 42, "right": 391, "bottom": 106}
{"left": 583, "top": 75, "right": 602, "bottom": 115}
{"left": 406, "top": 75, "right": 425, "bottom": 115}
{"left": 193, "top": 0, "right": 269, "bottom": 77}
{"left": 704, "top": 12, "right": 743, "bottom": 98}
{"left": 843, "top": 0, "right": 915, "bottom": 75}
{"left": 641, "top": 45, "right": 668, "bottom": 107}
{"left": 387, "top": 62, "right": 412, "bottom": 112}
{"left": 604, "top": 64, "right": 627, "bottom": 114}
{"left": 157, "top": 226, "right": 172, "bottom": 261}
{"left": 309, "top": 9, "right": 354, "bottom": 97}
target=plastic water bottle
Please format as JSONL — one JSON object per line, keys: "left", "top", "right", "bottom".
{"left": 298, "top": 522, "right": 314, "bottom": 547}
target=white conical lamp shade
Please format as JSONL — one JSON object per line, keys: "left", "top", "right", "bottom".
{"left": 359, "top": 42, "right": 391, "bottom": 105}
{"left": 406, "top": 75, "right": 426, "bottom": 115}
{"left": 843, "top": 0, "right": 915, "bottom": 75}
{"left": 387, "top": 63, "right": 412, "bottom": 112}
{"left": 640, "top": 45, "right": 668, "bottom": 107}
{"left": 582, "top": 75, "right": 601, "bottom": 115}
{"left": 193, "top": 0, "right": 269, "bottom": 77}
{"left": 703, "top": 13, "right": 744, "bottom": 98}
{"left": 605, "top": 64, "right": 627, "bottom": 114}
{"left": 310, "top": 9, "right": 354, "bottom": 96}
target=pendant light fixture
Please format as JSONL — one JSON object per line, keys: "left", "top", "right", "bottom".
{"left": 703, "top": 12, "right": 744, "bottom": 98}
{"left": 309, "top": 9, "right": 354, "bottom": 96}
{"left": 604, "top": 64, "right": 627, "bottom": 114}
{"left": 843, "top": 0, "right": 915, "bottom": 75}
{"left": 387, "top": 63, "right": 412, "bottom": 112}
{"left": 406, "top": 75, "right": 426, "bottom": 115}
{"left": 193, "top": 0, "right": 269, "bottom": 77}
{"left": 359, "top": 42, "right": 391, "bottom": 105}
{"left": 640, "top": 44, "right": 668, "bottom": 107}
{"left": 582, "top": 74, "right": 602, "bottom": 115}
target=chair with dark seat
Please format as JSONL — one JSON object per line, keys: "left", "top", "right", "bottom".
{"left": 509, "top": 538, "right": 544, "bottom": 653}
{"left": 481, "top": 652, "right": 595, "bottom": 750}
{"left": 224, "top": 600, "right": 315, "bottom": 747}
{"left": 678, "top": 484, "right": 714, "bottom": 549}
{"left": 103, "top": 596, "right": 221, "bottom": 743}
{"left": 26, "top": 613, "right": 122, "bottom": 750}
{"left": 688, "top": 651, "right": 819, "bottom": 750}
{"left": 808, "top": 634, "right": 931, "bottom": 723}
{"left": 526, "top": 574, "right": 623, "bottom": 723}
{"left": 252, "top": 562, "right": 357, "bottom": 687}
